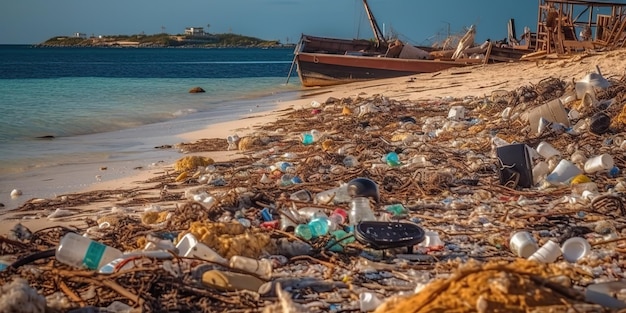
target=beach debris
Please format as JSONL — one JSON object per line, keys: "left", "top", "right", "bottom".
{"left": 188, "top": 87, "right": 205, "bottom": 93}
{"left": 227, "top": 134, "right": 240, "bottom": 150}
{"left": 0, "top": 278, "right": 46, "bottom": 313}
{"left": 2, "top": 70, "right": 626, "bottom": 312}
{"left": 174, "top": 155, "right": 214, "bottom": 172}
{"left": 8, "top": 223, "right": 32, "bottom": 242}
{"left": 182, "top": 221, "right": 272, "bottom": 259}
{"left": 374, "top": 259, "right": 589, "bottom": 313}
{"left": 10, "top": 189, "right": 22, "bottom": 198}
{"left": 237, "top": 136, "right": 258, "bottom": 151}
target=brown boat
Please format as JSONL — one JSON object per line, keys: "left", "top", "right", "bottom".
{"left": 291, "top": 0, "right": 482, "bottom": 87}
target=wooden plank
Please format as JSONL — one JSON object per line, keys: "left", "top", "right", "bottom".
{"left": 562, "top": 40, "right": 594, "bottom": 51}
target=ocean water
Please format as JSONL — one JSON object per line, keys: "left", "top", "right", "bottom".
{"left": 0, "top": 45, "right": 302, "bottom": 209}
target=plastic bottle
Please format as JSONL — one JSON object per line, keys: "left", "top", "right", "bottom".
{"left": 308, "top": 217, "right": 330, "bottom": 236}
{"left": 55, "top": 232, "right": 123, "bottom": 270}
{"left": 328, "top": 208, "right": 347, "bottom": 231}
{"left": 298, "top": 207, "right": 327, "bottom": 220}
{"left": 294, "top": 217, "right": 330, "bottom": 240}
{"left": 229, "top": 255, "right": 272, "bottom": 279}
{"left": 295, "top": 224, "right": 313, "bottom": 240}
{"left": 314, "top": 183, "right": 351, "bottom": 205}
{"left": 348, "top": 197, "right": 377, "bottom": 226}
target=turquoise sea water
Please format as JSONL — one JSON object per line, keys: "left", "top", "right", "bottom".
{"left": 0, "top": 45, "right": 302, "bottom": 209}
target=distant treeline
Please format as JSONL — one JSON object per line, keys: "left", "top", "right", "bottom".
{"left": 37, "top": 33, "right": 295, "bottom": 48}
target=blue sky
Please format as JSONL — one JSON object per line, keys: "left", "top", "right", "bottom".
{"left": 0, "top": 1, "right": 555, "bottom": 45}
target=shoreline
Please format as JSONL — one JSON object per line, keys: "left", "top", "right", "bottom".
{"left": 0, "top": 89, "right": 303, "bottom": 213}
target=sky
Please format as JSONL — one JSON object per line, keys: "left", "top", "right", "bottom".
{"left": 0, "top": 0, "right": 604, "bottom": 46}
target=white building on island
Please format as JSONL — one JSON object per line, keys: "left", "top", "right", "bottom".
{"left": 184, "top": 27, "right": 206, "bottom": 37}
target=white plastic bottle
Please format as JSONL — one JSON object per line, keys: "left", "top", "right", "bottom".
{"left": 55, "top": 232, "right": 123, "bottom": 270}
{"left": 229, "top": 255, "right": 272, "bottom": 279}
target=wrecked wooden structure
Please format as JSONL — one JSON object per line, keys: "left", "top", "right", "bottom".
{"left": 533, "top": 0, "right": 626, "bottom": 54}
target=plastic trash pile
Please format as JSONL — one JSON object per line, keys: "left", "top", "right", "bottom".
{"left": 1, "top": 70, "right": 626, "bottom": 312}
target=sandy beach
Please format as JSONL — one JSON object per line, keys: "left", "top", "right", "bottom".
{"left": 1, "top": 49, "right": 626, "bottom": 312}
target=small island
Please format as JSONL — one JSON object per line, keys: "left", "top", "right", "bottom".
{"left": 37, "top": 29, "right": 294, "bottom": 48}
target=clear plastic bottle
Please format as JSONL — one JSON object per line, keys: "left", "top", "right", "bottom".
{"left": 348, "top": 197, "right": 377, "bottom": 226}
{"left": 314, "top": 183, "right": 351, "bottom": 205}
{"left": 298, "top": 207, "right": 327, "bottom": 220}
{"left": 55, "top": 232, "right": 123, "bottom": 270}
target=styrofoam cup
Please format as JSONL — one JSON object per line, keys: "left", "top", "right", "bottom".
{"left": 561, "top": 237, "right": 591, "bottom": 263}
{"left": 529, "top": 240, "right": 561, "bottom": 263}
{"left": 584, "top": 154, "right": 614, "bottom": 173}
{"left": 509, "top": 231, "right": 539, "bottom": 258}
{"left": 536, "top": 141, "right": 560, "bottom": 159}
{"left": 546, "top": 159, "right": 582, "bottom": 184}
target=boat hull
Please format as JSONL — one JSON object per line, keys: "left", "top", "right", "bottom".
{"left": 295, "top": 52, "right": 472, "bottom": 87}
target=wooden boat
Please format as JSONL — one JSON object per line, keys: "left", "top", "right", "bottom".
{"left": 291, "top": 0, "right": 481, "bottom": 87}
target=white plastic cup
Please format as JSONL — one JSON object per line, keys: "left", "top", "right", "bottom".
{"left": 527, "top": 98, "right": 570, "bottom": 134}
{"left": 561, "top": 237, "right": 591, "bottom": 263}
{"left": 529, "top": 240, "right": 562, "bottom": 263}
{"left": 419, "top": 231, "right": 444, "bottom": 247}
{"left": 176, "top": 233, "right": 227, "bottom": 265}
{"left": 546, "top": 159, "right": 582, "bottom": 184}
{"left": 509, "top": 231, "right": 539, "bottom": 258}
{"left": 536, "top": 141, "right": 560, "bottom": 159}
{"left": 532, "top": 161, "right": 550, "bottom": 184}
{"left": 584, "top": 154, "right": 614, "bottom": 173}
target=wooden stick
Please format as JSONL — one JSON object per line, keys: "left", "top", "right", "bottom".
{"left": 58, "top": 280, "right": 86, "bottom": 307}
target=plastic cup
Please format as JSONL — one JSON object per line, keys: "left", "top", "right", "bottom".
{"left": 509, "top": 231, "right": 539, "bottom": 258}
{"left": 536, "top": 141, "right": 560, "bottom": 159}
{"left": 419, "top": 231, "right": 443, "bottom": 247}
{"left": 584, "top": 154, "right": 614, "bottom": 173}
{"left": 561, "top": 237, "right": 591, "bottom": 263}
{"left": 528, "top": 240, "right": 561, "bottom": 263}
{"left": 546, "top": 159, "right": 582, "bottom": 184}
{"left": 532, "top": 161, "right": 550, "bottom": 184}
{"left": 527, "top": 98, "right": 570, "bottom": 134}
{"left": 177, "top": 233, "right": 227, "bottom": 264}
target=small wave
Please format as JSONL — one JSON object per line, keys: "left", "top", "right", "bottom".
{"left": 172, "top": 108, "right": 199, "bottom": 117}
